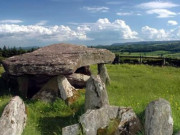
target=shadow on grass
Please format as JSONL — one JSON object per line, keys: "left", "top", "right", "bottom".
{"left": 38, "top": 104, "right": 85, "bottom": 135}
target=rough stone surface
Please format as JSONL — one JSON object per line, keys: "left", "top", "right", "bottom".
{"left": 57, "top": 75, "right": 76, "bottom": 100}
{"left": 0, "top": 96, "right": 27, "bottom": 135}
{"left": 32, "top": 76, "right": 59, "bottom": 102}
{"left": 66, "top": 73, "right": 90, "bottom": 88}
{"left": 98, "top": 64, "right": 110, "bottom": 85}
{"left": 33, "top": 75, "right": 76, "bottom": 101}
{"left": 85, "top": 75, "right": 109, "bottom": 111}
{"left": 62, "top": 124, "right": 81, "bottom": 135}
{"left": 145, "top": 98, "right": 173, "bottom": 135}
{"left": 2, "top": 43, "right": 115, "bottom": 76}
{"left": 114, "top": 108, "right": 142, "bottom": 135}
{"left": 79, "top": 105, "right": 141, "bottom": 135}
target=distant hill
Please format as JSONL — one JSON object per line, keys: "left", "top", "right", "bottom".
{"left": 94, "top": 41, "right": 180, "bottom": 53}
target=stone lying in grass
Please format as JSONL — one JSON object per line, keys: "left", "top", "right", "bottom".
{"left": 145, "top": 98, "right": 173, "bottom": 135}
{"left": 0, "top": 96, "right": 27, "bottom": 135}
{"left": 62, "top": 124, "right": 81, "bottom": 135}
{"left": 62, "top": 105, "right": 142, "bottom": 135}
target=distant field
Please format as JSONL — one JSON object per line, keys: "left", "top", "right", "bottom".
{"left": 117, "top": 51, "right": 180, "bottom": 58}
{"left": 0, "top": 65, "right": 180, "bottom": 134}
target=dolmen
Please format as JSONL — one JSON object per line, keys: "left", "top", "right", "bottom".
{"left": 2, "top": 43, "right": 115, "bottom": 102}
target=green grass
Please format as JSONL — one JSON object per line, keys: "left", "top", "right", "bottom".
{"left": 0, "top": 65, "right": 180, "bottom": 134}
{"left": 91, "top": 64, "right": 180, "bottom": 134}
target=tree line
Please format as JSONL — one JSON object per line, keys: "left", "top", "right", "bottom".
{"left": 0, "top": 46, "right": 37, "bottom": 58}
{"left": 94, "top": 41, "right": 180, "bottom": 53}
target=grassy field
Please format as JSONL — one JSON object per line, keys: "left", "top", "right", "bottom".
{"left": 0, "top": 64, "right": 180, "bottom": 134}
{"left": 118, "top": 51, "right": 180, "bottom": 58}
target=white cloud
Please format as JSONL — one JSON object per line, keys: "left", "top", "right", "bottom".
{"left": 83, "top": 6, "right": 109, "bottom": 13}
{"left": 137, "top": 1, "right": 179, "bottom": 9}
{"left": 116, "top": 12, "right": 133, "bottom": 16}
{"left": 141, "top": 26, "right": 169, "bottom": 40}
{"left": 0, "top": 24, "right": 88, "bottom": 42}
{"left": 146, "top": 9, "right": 176, "bottom": 18}
{"left": 0, "top": 20, "right": 23, "bottom": 24}
{"left": 35, "top": 20, "right": 48, "bottom": 26}
{"left": 77, "top": 18, "right": 138, "bottom": 40}
{"left": 168, "top": 20, "right": 178, "bottom": 26}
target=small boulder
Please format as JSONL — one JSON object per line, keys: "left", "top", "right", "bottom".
{"left": 85, "top": 75, "right": 109, "bottom": 111}
{"left": 0, "top": 96, "right": 27, "bottom": 135}
{"left": 66, "top": 73, "right": 90, "bottom": 88}
{"left": 62, "top": 124, "right": 81, "bottom": 135}
{"left": 145, "top": 98, "right": 173, "bottom": 135}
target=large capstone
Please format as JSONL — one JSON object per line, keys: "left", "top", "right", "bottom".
{"left": 85, "top": 75, "right": 109, "bottom": 111}
{"left": 0, "top": 96, "right": 27, "bottom": 135}
{"left": 2, "top": 43, "right": 115, "bottom": 76}
{"left": 145, "top": 98, "right": 173, "bottom": 135}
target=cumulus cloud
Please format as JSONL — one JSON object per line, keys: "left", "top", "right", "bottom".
{"left": 0, "top": 20, "right": 23, "bottom": 24}
{"left": 146, "top": 9, "right": 176, "bottom": 18}
{"left": 77, "top": 18, "right": 138, "bottom": 40}
{"left": 141, "top": 26, "right": 169, "bottom": 40}
{"left": 0, "top": 24, "right": 88, "bottom": 43}
{"left": 168, "top": 20, "right": 178, "bottom": 26}
{"left": 0, "top": 18, "right": 139, "bottom": 47}
{"left": 137, "top": 1, "right": 179, "bottom": 9}
{"left": 83, "top": 6, "right": 109, "bottom": 13}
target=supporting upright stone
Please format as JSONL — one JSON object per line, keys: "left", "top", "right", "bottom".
{"left": 98, "top": 64, "right": 110, "bottom": 85}
{"left": 17, "top": 76, "right": 29, "bottom": 98}
{"left": 33, "top": 75, "right": 77, "bottom": 103}
{"left": 145, "top": 98, "right": 173, "bottom": 135}
{"left": 0, "top": 96, "right": 27, "bottom": 135}
{"left": 57, "top": 75, "right": 76, "bottom": 100}
{"left": 85, "top": 75, "right": 109, "bottom": 111}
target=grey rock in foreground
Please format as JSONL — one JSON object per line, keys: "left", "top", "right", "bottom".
{"left": 62, "top": 124, "right": 81, "bottom": 135}
{"left": 145, "top": 98, "right": 173, "bottom": 135}
{"left": 80, "top": 105, "right": 141, "bottom": 135}
{"left": 98, "top": 64, "right": 110, "bottom": 85}
{"left": 85, "top": 75, "right": 109, "bottom": 111}
{"left": 2, "top": 43, "right": 115, "bottom": 76}
{"left": 62, "top": 105, "right": 141, "bottom": 135}
{"left": 0, "top": 96, "right": 27, "bottom": 135}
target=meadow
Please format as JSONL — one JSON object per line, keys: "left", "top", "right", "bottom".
{"left": 0, "top": 64, "right": 180, "bottom": 135}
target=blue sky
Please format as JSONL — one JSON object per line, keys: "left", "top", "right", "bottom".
{"left": 0, "top": 0, "right": 180, "bottom": 47}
